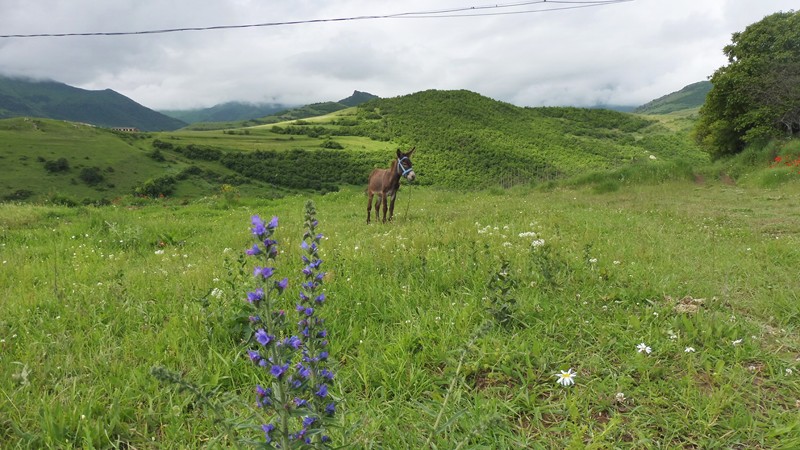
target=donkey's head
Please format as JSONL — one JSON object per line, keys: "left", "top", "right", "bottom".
{"left": 396, "top": 147, "right": 416, "bottom": 182}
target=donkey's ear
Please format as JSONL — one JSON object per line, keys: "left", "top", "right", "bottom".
{"left": 396, "top": 148, "right": 403, "bottom": 158}
{"left": 407, "top": 146, "right": 416, "bottom": 156}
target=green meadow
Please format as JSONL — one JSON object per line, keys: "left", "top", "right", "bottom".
{"left": 2, "top": 178, "right": 800, "bottom": 448}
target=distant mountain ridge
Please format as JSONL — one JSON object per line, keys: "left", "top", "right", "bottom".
{"left": 634, "top": 81, "right": 711, "bottom": 114}
{"left": 0, "top": 75, "right": 186, "bottom": 131}
{"left": 162, "top": 90, "right": 379, "bottom": 125}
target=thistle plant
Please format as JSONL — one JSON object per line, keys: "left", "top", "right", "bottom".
{"left": 244, "top": 201, "right": 335, "bottom": 448}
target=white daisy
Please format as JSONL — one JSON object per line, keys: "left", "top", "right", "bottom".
{"left": 556, "top": 368, "right": 576, "bottom": 387}
{"left": 636, "top": 343, "right": 652, "bottom": 354}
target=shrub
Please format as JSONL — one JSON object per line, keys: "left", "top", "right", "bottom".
{"left": 79, "top": 167, "right": 105, "bottom": 186}
{"left": 44, "top": 157, "right": 70, "bottom": 173}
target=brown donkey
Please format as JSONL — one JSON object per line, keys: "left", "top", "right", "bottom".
{"left": 367, "top": 147, "right": 416, "bottom": 224}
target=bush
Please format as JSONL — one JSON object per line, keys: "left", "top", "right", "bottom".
{"left": 133, "top": 175, "right": 176, "bottom": 198}
{"left": 320, "top": 140, "right": 344, "bottom": 149}
{"left": 44, "top": 157, "right": 70, "bottom": 173}
{"left": 79, "top": 167, "right": 105, "bottom": 186}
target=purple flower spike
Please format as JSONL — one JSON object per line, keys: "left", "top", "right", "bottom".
{"left": 325, "top": 402, "right": 336, "bottom": 416}
{"left": 315, "top": 384, "right": 328, "bottom": 398}
{"left": 268, "top": 216, "right": 279, "bottom": 229}
{"left": 315, "top": 293, "right": 326, "bottom": 304}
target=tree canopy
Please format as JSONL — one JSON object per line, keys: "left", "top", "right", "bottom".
{"left": 695, "top": 10, "right": 800, "bottom": 159}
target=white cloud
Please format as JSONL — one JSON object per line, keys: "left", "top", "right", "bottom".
{"left": 0, "top": 0, "right": 796, "bottom": 109}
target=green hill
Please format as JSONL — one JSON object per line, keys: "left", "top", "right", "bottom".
{"left": 634, "top": 81, "right": 712, "bottom": 114}
{"left": 0, "top": 75, "right": 186, "bottom": 131}
{"left": 0, "top": 89, "right": 709, "bottom": 203}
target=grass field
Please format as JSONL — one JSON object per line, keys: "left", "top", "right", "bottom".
{"left": 2, "top": 179, "right": 800, "bottom": 448}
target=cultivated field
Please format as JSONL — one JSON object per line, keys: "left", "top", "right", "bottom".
{"left": 2, "top": 180, "right": 800, "bottom": 448}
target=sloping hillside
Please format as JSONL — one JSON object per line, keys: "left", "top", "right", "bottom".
{"left": 634, "top": 81, "right": 711, "bottom": 114}
{"left": 346, "top": 90, "right": 707, "bottom": 186}
{"left": 0, "top": 75, "right": 186, "bottom": 131}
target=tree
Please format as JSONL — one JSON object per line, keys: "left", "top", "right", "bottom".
{"left": 695, "top": 10, "right": 800, "bottom": 158}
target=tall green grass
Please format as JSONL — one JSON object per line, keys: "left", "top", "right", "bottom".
{"left": 1, "top": 180, "right": 800, "bottom": 448}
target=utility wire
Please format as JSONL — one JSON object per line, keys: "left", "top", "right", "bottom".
{"left": 0, "top": 0, "right": 633, "bottom": 39}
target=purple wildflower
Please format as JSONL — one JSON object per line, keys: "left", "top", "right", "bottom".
{"left": 248, "top": 350, "right": 261, "bottom": 363}
{"left": 246, "top": 243, "right": 261, "bottom": 256}
{"left": 275, "top": 277, "right": 288, "bottom": 292}
{"left": 267, "top": 216, "right": 279, "bottom": 229}
{"left": 247, "top": 288, "right": 264, "bottom": 305}
{"left": 254, "top": 266, "right": 274, "bottom": 279}
{"left": 325, "top": 402, "right": 336, "bottom": 416}
{"left": 294, "top": 397, "right": 308, "bottom": 408}
{"left": 320, "top": 369, "right": 335, "bottom": 380}
{"left": 262, "top": 423, "right": 275, "bottom": 443}
{"left": 251, "top": 216, "right": 267, "bottom": 237}
{"left": 315, "top": 293, "right": 326, "bottom": 304}
{"left": 255, "top": 329, "right": 273, "bottom": 347}
{"left": 315, "top": 384, "right": 328, "bottom": 398}
{"left": 270, "top": 363, "right": 289, "bottom": 379}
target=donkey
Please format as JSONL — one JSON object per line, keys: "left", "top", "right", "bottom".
{"left": 367, "top": 147, "right": 416, "bottom": 224}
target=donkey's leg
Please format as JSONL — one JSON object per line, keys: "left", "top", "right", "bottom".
{"left": 381, "top": 193, "right": 389, "bottom": 223}
{"left": 367, "top": 191, "right": 373, "bottom": 224}
{"left": 388, "top": 192, "right": 398, "bottom": 222}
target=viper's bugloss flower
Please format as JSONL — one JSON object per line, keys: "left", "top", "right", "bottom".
{"left": 284, "top": 335, "right": 303, "bottom": 350}
{"left": 270, "top": 363, "right": 289, "bottom": 379}
{"left": 275, "top": 278, "right": 289, "bottom": 292}
{"left": 262, "top": 423, "right": 275, "bottom": 443}
{"left": 251, "top": 215, "right": 267, "bottom": 237}
{"left": 255, "top": 329, "right": 273, "bottom": 347}
{"left": 247, "top": 288, "right": 264, "bottom": 305}
{"left": 244, "top": 203, "right": 335, "bottom": 446}
{"left": 296, "top": 363, "right": 311, "bottom": 379}
{"left": 254, "top": 266, "right": 274, "bottom": 279}
{"left": 302, "top": 416, "right": 317, "bottom": 428}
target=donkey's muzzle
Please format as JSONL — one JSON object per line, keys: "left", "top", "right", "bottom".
{"left": 405, "top": 170, "right": 416, "bottom": 182}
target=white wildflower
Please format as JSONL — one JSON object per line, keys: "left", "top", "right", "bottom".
{"left": 684, "top": 347, "right": 696, "bottom": 353}
{"left": 636, "top": 343, "right": 652, "bottom": 354}
{"left": 732, "top": 338, "right": 743, "bottom": 346}
{"left": 556, "top": 368, "right": 576, "bottom": 387}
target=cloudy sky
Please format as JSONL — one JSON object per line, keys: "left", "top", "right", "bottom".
{"left": 0, "top": 0, "right": 796, "bottom": 110}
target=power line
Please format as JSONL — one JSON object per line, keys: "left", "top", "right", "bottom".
{"left": 0, "top": 0, "right": 634, "bottom": 39}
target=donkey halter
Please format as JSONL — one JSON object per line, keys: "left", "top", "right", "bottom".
{"left": 397, "top": 156, "right": 413, "bottom": 177}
